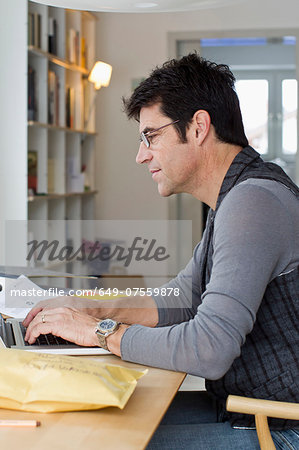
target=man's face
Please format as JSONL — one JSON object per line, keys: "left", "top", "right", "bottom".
{"left": 136, "top": 103, "right": 200, "bottom": 197}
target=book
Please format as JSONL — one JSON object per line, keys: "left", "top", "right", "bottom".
{"left": 48, "top": 70, "right": 59, "bottom": 125}
{"left": 67, "top": 28, "right": 80, "bottom": 65}
{"left": 81, "top": 37, "right": 86, "bottom": 68}
{"left": 34, "top": 13, "right": 41, "bottom": 48}
{"left": 75, "top": 30, "right": 80, "bottom": 65}
{"left": 48, "top": 70, "right": 55, "bottom": 124}
{"left": 28, "top": 65, "right": 37, "bottom": 121}
{"left": 28, "top": 150, "right": 38, "bottom": 194}
{"left": 48, "top": 17, "right": 57, "bottom": 55}
{"left": 28, "top": 13, "right": 33, "bottom": 46}
{"left": 83, "top": 78, "right": 91, "bottom": 128}
{"left": 28, "top": 12, "right": 42, "bottom": 48}
{"left": 69, "top": 86, "right": 75, "bottom": 128}
{"left": 67, "top": 28, "right": 76, "bottom": 64}
{"left": 66, "top": 86, "right": 75, "bottom": 128}
{"left": 55, "top": 73, "right": 59, "bottom": 126}
{"left": 48, "top": 158, "right": 55, "bottom": 193}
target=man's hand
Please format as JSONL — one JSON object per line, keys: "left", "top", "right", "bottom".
{"left": 23, "top": 294, "right": 158, "bottom": 330}
{"left": 22, "top": 296, "right": 102, "bottom": 328}
{"left": 24, "top": 307, "right": 99, "bottom": 347}
{"left": 22, "top": 292, "right": 157, "bottom": 353}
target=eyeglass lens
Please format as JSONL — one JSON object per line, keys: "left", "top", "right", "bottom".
{"left": 140, "top": 132, "right": 150, "bottom": 148}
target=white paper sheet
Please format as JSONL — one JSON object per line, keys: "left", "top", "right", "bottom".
{"left": 0, "top": 275, "right": 53, "bottom": 318}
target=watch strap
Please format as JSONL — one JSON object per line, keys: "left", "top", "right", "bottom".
{"left": 97, "top": 332, "right": 109, "bottom": 350}
{"left": 95, "top": 321, "right": 120, "bottom": 350}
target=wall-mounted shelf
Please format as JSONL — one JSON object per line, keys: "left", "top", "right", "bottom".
{"left": 28, "top": 45, "right": 90, "bottom": 75}
{"left": 28, "top": 190, "right": 98, "bottom": 202}
{"left": 28, "top": 121, "right": 97, "bottom": 136}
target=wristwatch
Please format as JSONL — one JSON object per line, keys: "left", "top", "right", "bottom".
{"left": 95, "top": 319, "right": 120, "bottom": 350}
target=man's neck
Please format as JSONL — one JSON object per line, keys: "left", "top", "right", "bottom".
{"left": 193, "top": 143, "right": 243, "bottom": 210}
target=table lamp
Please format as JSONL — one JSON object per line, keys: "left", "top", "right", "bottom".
{"left": 84, "top": 61, "right": 112, "bottom": 130}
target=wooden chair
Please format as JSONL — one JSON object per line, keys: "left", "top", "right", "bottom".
{"left": 226, "top": 395, "right": 299, "bottom": 450}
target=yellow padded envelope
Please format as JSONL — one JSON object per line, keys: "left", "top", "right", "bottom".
{"left": 0, "top": 348, "right": 147, "bottom": 413}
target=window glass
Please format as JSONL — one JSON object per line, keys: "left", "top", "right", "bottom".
{"left": 235, "top": 80, "right": 269, "bottom": 154}
{"left": 282, "top": 79, "right": 297, "bottom": 155}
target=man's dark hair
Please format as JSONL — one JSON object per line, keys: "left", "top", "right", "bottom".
{"left": 123, "top": 53, "right": 248, "bottom": 147}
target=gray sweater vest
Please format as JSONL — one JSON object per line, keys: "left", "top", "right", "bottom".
{"left": 201, "top": 146, "right": 299, "bottom": 429}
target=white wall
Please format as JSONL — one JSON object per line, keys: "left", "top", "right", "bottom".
{"left": 0, "top": 1, "right": 28, "bottom": 220}
{"left": 0, "top": 0, "right": 28, "bottom": 264}
{"left": 94, "top": 0, "right": 299, "bottom": 221}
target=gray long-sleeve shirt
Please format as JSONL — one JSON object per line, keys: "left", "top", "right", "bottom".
{"left": 120, "top": 178, "right": 299, "bottom": 379}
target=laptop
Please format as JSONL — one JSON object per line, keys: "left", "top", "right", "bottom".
{"left": 0, "top": 314, "right": 109, "bottom": 355}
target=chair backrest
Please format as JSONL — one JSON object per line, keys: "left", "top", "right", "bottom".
{"left": 226, "top": 395, "right": 299, "bottom": 450}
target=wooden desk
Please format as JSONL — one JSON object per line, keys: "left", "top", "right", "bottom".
{"left": 0, "top": 354, "right": 185, "bottom": 450}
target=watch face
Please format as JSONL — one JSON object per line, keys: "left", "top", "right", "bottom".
{"left": 99, "top": 319, "right": 117, "bottom": 331}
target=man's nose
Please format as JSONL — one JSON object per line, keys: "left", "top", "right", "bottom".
{"left": 136, "top": 143, "right": 153, "bottom": 165}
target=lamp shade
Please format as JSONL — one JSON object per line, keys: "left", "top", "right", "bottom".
{"left": 88, "top": 61, "right": 112, "bottom": 89}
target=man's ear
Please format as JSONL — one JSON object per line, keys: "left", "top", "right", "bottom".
{"left": 193, "top": 110, "right": 211, "bottom": 145}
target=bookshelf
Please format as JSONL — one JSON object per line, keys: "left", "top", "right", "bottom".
{"left": 26, "top": 1, "right": 98, "bottom": 284}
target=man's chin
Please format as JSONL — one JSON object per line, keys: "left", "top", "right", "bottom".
{"left": 157, "top": 184, "right": 173, "bottom": 197}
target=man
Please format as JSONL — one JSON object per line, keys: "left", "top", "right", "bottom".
{"left": 24, "top": 54, "right": 299, "bottom": 449}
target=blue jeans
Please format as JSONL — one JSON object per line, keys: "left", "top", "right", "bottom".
{"left": 147, "top": 392, "right": 299, "bottom": 449}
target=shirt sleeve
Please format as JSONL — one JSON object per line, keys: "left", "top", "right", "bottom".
{"left": 120, "top": 183, "right": 295, "bottom": 378}
{"left": 152, "top": 251, "right": 200, "bottom": 326}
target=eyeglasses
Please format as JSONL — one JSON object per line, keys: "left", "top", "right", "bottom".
{"left": 140, "top": 120, "right": 179, "bottom": 148}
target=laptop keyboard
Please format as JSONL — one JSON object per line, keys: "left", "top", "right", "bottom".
{"left": 20, "top": 323, "right": 75, "bottom": 347}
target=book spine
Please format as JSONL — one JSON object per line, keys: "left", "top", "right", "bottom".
{"left": 48, "top": 70, "right": 56, "bottom": 124}
{"left": 81, "top": 37, "right": 86, "bottom": 68}
{"left": 68, "top": 29, "right": 76, "bottom": 64}
{"left": 48, "top": 17, "right": 53, "bottom": 53}
{"left": 69, "top": 86, "right": 75, "bottom": 128}
{"left": 83, "top": 78, "right": 90, "bottom": 127}
{"left": 75, "top": 30, "right": 79, "bottom": 65}
{"left": 66, "top": 87, "right": 70, "bottom": 127}
{"left": 53, "top": 19, "right": 57, "bottom": 55}
{"left": 66, "top": 86, "right": 75, "bottom": 128}
{"left": 28, "top": 65, "right": 37, "bottom": 121}
{"left": 32, "top": 13, "right": 35, "bottom": 47}
{"left": 53, "top": 72, "right": 57, "bottom": 126}
{"left": 47, "top": 158, "right": 55, "bottom": 194}
{"left": 28, "top": 13, "right": 33, "bottom": 46}
{"left": 55, "top": 74, "right": 59, "bottom": 126}
{"left": 28, "top": 150, "right": 38, "bottom": 194}
{"left": 37, "top": 14, "right": 41, "bottom": 48}
{"left": 33, "top": 13, "right": 40, "bottom": 48}
{"left": 48, "top": 17, "right": 57, "bottom": 55}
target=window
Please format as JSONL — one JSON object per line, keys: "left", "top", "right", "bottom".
{"left": 282, "top": 79, "right": 297, "bottom": 155}
{"left": 234, "top": 70, "right": 297, "bottom": 180}
{"left": 235, "top": 79, "right": 269, "bottom": 154}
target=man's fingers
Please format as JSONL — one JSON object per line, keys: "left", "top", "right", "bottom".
{"left": 24, "top": 307, "right": 98, "bottom": 347}
{"left": 25, "top": 311, "right": 64, "bottom": 343}
{"left": 22, "top": 306, "right": 44, "bottom": 327}
{"left": 24, "top": 308, "right": 76, "bottom": 342}
{"left": 26, "top": 322, "right": 57, "bottom": 344}
{"left": 22, "top": 297, "right": 78, "bottom": 327}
